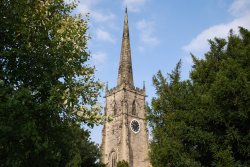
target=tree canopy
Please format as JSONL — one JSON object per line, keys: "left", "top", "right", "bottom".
{"left": 0, "top": 0, "right": 104, "bottom": 166}
{"left": 148, "top": 27, "right": 250, "bottom": 167}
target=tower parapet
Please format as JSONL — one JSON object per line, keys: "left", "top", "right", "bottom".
{"left": 105, "top": 85, "right": 145, "bottom": 97}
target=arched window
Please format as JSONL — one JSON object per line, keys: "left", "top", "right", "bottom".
{"left": 110, "top": 152, "right": 117, "bottom": 167}
{"left": 132, "top": 100, "right": 136, "bottom": 115}
{"left": 113, "top": 102, "right": 117, "bottom": 116}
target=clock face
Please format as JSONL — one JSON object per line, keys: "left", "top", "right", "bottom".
{"left": 130, "top": 119, "right": 140, "bottom": 133}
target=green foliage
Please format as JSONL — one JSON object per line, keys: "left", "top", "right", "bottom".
{"left": 117, "top": 160, "right": 129, "bottom": 167}
{"left": 148, "top": 27, "right": 250, "bottom": 167}
{"left": 0, "top": 0, "right": 104, "bottom": 166}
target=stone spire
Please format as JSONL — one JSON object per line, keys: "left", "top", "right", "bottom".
{"left": 117, "top": 8, "right": 134, "bottom": 87}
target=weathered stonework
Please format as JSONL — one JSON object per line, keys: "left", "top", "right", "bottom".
{"left": 101, "top": 8, "right": 151, "bottom": 167}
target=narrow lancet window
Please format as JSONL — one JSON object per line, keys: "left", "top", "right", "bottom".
{"left": 111, "top": 152, "right": 117, "bottom": 167}
{"left": 113, "top": 102, "right": 117, "bottom": 116}
{"left": 132, "top": 100, "right": 136, "bottom": 115}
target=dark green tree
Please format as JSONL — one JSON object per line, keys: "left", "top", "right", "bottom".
{"left": 117, "top": 160, "right": 129, "bottom": 167}
{"left": 0, "top": 0, "right": 104, "bottom": 166}
{"left": 148, "top": 27, "right": 250, "bottom": 167}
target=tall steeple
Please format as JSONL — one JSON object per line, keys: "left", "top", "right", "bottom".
{"left": 101, "top": 8, "right": 150, "bottom": 167}
{"left": 117, "top": 8, "right": 134, "bottom": 87}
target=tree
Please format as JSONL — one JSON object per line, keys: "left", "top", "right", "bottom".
{"left": 148, "top": 27, "right": 250, "bottom": 167}
{"left": 0, "top": 0, "right": 104, "bottom": 166}
{"left": 117, "top": 160, "right": 129, "bottom": 167}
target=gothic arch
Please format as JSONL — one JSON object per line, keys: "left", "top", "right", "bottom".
{"left": 109, "top": 150, "right": 117, "bottom": 167}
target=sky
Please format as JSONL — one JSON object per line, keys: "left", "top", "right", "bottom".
{"left": 72, "top": 0, "right": 250, "bottom": 144}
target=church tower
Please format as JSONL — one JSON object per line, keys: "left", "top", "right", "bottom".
{"left": 101, "top": 8, "right": 150, "bottom": 167}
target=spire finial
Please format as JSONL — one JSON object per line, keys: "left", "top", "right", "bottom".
{"left": 125, "top": 6, "right": 128, "bottom": 13}
{"left": 106, "top": 82, "right": 108, "bottom": 92}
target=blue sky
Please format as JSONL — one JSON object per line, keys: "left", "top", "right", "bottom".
{"left": 73, "top": 0, "right": 250, "bottom": 144}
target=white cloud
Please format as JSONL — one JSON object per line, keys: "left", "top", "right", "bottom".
{"left": 138, "top": 46, "right": 145, "bottom": 52}
{"left": 122, "top": 0, "right": 146, "bottom": 12}
{"left": 183, "top": 0, "right": 250, "bottom": 58}
{"left": 92, "top": 52, "right": 107, "bottom": 64}
{"left": 95, "top": 28, "right": 116, "bottom": 43}
{"left": 75, "top": 0, "right": 116, "bottom": 23}
{"left": 136, "top": 19, "right": 159, "bottom": 46}
{"left": 91, "top": 11, "right": 116, "bottom": 22}
{"left": 228, "top": 0, "right": 250, "bottom": 16}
